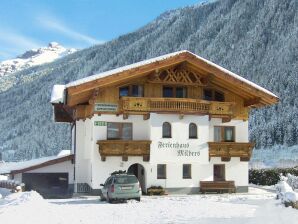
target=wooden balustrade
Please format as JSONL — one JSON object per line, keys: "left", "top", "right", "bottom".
{"left": 208, "top": 142, "right": 254, "bottom": 161}
{"left": 121, "top": 97, "right": 234, "bottom": 117}
{"left": 97, "top": 140, "right": 151, "bottom": 161}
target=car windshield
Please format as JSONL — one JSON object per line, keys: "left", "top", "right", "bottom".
{"left": 114, "top": 175, "right": 138, "bottom": 184}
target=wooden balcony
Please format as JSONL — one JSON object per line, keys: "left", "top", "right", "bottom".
{"left": 120, "top": 97, "right": 235, "bottom": 117}
{"left": 208, "top": 142, "right": 254, "bottom": 161}
{"left": 97, "top": 140, "right": 151, "bottom": 161}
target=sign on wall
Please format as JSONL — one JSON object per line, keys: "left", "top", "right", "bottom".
{"left": 94, "top": 103, "right": 118, "bottom": 112}
{"left": 94, "top": 121, "right": 107, "bottom": 126}
{"left": 152, "top": 140, "right": 209, "bottom": 164}
{"left": 158, "top": 141, "right": 201, "bottom": 157}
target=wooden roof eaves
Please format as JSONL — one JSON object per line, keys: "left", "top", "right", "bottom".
{"left": 10, "top": 154, "right": 74, "bottom": 175}
{"left": 65, "top": 51, "right": 279, "bottom": 107}
{"left": 184, "top": 54, "right": 279, "bottom": 106}
{"left": 67, "top": 54, "right": 188, "bottom": 97}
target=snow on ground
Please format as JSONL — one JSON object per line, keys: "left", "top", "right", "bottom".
{"left": 0, "top": 186, "right": 298, "bottom": 224}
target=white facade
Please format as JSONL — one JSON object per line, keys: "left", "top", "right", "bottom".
{"left": 74, "top": 113, "right": 249, "bottom": 193}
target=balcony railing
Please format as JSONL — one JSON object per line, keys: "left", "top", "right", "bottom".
{"left": 97, "top": 140, "right": 151, "bottom": 161}
{"left": 120, "top": 97, "right": 234, "bottom": 117}
{"left": 208, "top": 142, "right": 254, "bottom": 161}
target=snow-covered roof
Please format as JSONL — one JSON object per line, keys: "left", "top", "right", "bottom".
{"left": 50, "top": 84, "right": 65, "bottom": 103}
{"left": 65, "top": 50, "right": 278, "bottom": 98}
{"left": 65, "top": 51, "right": 189, "bottom": 88}
{"left": 0, "top": 150, "right": 73, "bottom": 174}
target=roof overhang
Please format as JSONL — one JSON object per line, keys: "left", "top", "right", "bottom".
{"left": 10, "top": 154, "right": 74, "bottom": 175}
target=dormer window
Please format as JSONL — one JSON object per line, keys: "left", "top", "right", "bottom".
{"left": 119, "top": 85, "right": 144, "bottom": 98}
{"left": 203, "top": 89, "right": 224, "bottom": 102}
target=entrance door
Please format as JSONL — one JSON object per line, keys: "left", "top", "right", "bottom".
{"left": 127, "top": 163, "right": 146, "bottom": 193}
{"left": 213, "top": 164, "right": 225, "bottom": 181}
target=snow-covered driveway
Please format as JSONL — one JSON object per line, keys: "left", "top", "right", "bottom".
{"left": 0, "top": 187, "right": 297, "bottom": 224}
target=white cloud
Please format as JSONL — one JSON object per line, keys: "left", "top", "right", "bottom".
{"left": 38, "top": 16, "right": 103, "bottom": 45}
{"left": 0, "top": 31, "right": 40, "bottom": 50}
{"left": 0, "top": 31, "right": 42, "bottom": 59}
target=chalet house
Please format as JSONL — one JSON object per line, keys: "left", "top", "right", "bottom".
{"left": 51, "top": 50, "right": 278, "bottom": 194}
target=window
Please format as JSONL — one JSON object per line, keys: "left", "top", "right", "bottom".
{"left": 157, "top": 164, "right": 166, "bottom": 179}
{"left": 107, "top": 122, "right": 132, "bottom": 140}
{"left": 189, "top": 123, "right": 198, "bottom": 139}
{"left": 214, "top": 164, "right": 225, "bottom": 181}
{"left": 183, "top": 164, "right": 191, "bottom": 179}
{"left": 203, "top": 89, "right": 224, "bottom": 102}
{"left": 119, "top": 86, "right": 129, "bottom": 97}
{"left": 162, "top": 122, "right": 171, "bottom": 138}
{"left": 163, "top": 86, "right": 173, "bottom": 98}
{"left": 214, "top": 126, "right": 235, "bottom": 142}
{"left": 119, "top": 85, "right": 144, "bottom": 98}
{"left": 176, "top": 87, "right": 187, "bottom": 98}
{"left": 163, "top": 86, "right": 187, "bottom": 98}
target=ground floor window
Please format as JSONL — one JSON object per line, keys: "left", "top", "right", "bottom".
{"left": 214, "top": 164, "right": 225, "bottom": 181}
{"left": 107, "top": 122, "right": 132, "bottom": 140}
{"left": 183, "top": 164, "right": 191, "bottom": 179}
{"left": 157, "top": 164, "right": 166, "bottom": 179}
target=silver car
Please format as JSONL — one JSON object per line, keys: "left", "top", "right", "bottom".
{"left": 100, "top": 172, "right": 141, "bottom": 203}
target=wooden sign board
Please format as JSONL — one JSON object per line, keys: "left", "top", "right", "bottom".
{"left": 94, "top": 103, "right": 118, "bottom": 112}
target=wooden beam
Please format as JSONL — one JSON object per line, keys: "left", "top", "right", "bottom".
{"left": 244, "top": 97, "right": 261, "bottom": 107}
{"left": 240, "top": 157, "right": 250, "bottom": 162}
{"left": 123, "top": 113, "right": 128, "bottom": 120}
{"left": 221, "top": 157, "right": 231, "bottom": 162}
{"left": 222, "top": 117, "right": 231, "bottom": 123}
{"left": 143, "top": 155, "right": 150, "bottom": 162}
{"left": 143, "top": 113, "right": 150, "bottom": 120}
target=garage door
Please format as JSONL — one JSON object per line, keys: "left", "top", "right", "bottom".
{"left": 22, "top": 173, "right": 70, "bottom": 198}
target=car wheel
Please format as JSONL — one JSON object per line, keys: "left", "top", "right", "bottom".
{"left": 107, "top": 193, "right": 112, "bottom": 203}
{"left": 136, "top": 197, "right": 141, "bottom": 202}
{"left": 100, "top": 195, "right": 106, "bottom": 201}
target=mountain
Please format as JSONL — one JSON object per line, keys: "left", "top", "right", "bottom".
{"left": 0, "top": 0, "right": 297, "bottom": 161}
{"left": 0, "top": 42, "right": 76, "bottom": 92}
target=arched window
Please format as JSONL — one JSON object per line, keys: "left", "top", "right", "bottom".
{"left": 189, "top": 123, "right": 197, "bottom": 139}
{"left": 162, "top": 122, "right": 171, "bottom": 138}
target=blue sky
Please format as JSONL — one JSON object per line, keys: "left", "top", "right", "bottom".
{"left": 0, "top": 0, "right": 202, "bottom": 60}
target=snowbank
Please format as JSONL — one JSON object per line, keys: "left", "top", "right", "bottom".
{"left": 276, "top": 178, "right": 298, "bottom": 208}
{"left": 0, "top": 191, "right": 44, "bottom": 207}
{"left": 287, "top": 173, "right": 298, "bottom": 189}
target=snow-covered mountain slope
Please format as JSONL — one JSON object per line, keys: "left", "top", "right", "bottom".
{"left": 0, "top": 0, "right": 297, "bottom": 162}
{"left": 0, "top": 42, "right": 76, "bottom": 78}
